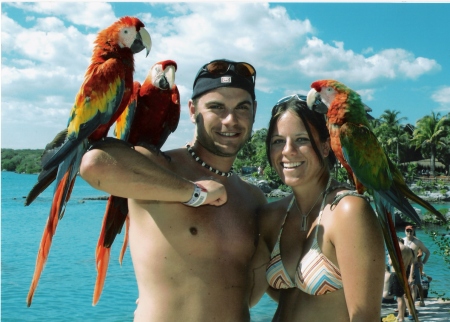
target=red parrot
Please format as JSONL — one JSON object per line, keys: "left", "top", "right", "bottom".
{"left": 26, "top": 16, "right": 152, "bottom": 307}
{"left": 306, "top": 79, "right": 447, "bottom": 322}
{"left": 93, "top": 60, "right": 180, "bottom": 305}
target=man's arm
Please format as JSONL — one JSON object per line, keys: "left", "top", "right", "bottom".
{"left": 419, "top": 241, "right": 431, "bottom": 265}
{"left": 80, "top": 141, "right": 227, "bottom": 206}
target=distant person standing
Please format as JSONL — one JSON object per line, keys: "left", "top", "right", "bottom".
{"left": 388, "top": 238, "right": 415, "bottom": 322}
{"left": 404, "top": 225, "right": 430, "bottom": 308}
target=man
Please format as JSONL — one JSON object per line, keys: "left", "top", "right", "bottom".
{"left": 388, "top": 238, "right": 415, "bottom": 322}
{"left": 80, "top": 59, "right": 267, "bottom": 322}
{"left": 404, "top": 225, "right": 430, "bottom": 308}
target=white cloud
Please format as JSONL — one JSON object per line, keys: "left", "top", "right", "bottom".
{"left": 8, "top": 2, "right": 116, "bottom": 28}
{"left": 431, "top": 86, "right": 450, "bottom": 111}
{"left": 131, "top": 2, "right": 315, "bottom": 98}
{"left": 297, "top": 37, "right": 441, "bottom": 84}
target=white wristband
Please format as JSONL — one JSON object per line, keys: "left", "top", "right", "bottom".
{"left": 183, "top": 184, "right": 208, "bottom": 207}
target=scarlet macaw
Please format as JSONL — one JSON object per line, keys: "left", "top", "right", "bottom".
{"left": 306, "top": 79, "right": 447, "bottom": 322}
{"left": 93, "top": 60, "right": 180, "bottom": 305}
{"left": 26, "top": 16, "right": 152, "bottom": 307}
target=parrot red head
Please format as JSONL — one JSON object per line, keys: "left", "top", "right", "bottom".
{"left": 95, "top": 16, "right": 152, "bottom": 57}
{"left": 146, "top": 60, "right": 178, "bottom": 90}
{"left": 306, "top": 79, "right": 357, "bottom": 113}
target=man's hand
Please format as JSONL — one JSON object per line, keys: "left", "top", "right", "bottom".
{"left": 195, "top": 179, "right": 227, "bottom": 206}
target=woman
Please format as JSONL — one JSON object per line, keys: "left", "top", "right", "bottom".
{"left": 255, "top": 95, "right": 385, "bottom": 321}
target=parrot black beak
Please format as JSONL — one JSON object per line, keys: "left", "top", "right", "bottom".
{"left": 158, "top": 76, "right": 170, "bottom": 90}
{"left": 131, "top": 27, "right": 152, "bottom": 56}
{"left": 306, "top": 88, "right": 329, "bottom": 114}
{"left": 312, "top": 99, "right": 329, "bottom": 114}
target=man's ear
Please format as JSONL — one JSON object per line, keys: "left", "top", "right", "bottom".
{"left": 188, "top": 100, "right": 196, "bottom": 123}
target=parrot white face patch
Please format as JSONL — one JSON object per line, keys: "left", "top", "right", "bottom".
{"left": 221, "top": 76, "right": 232, "bottom": 83}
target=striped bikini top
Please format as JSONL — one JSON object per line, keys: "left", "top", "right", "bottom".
{"left": 266, "top": 194, "right": 343, "bottom": 296}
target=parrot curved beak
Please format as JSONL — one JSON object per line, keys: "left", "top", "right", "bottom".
{"left": 164, "top": 65, "right": 176, "bottom": 89}
{"left": 152, "top": 64, "right": 176, "bottom": 90}
{"left": 306, "top": 88, "right": 329, "bottom": 114}
{"left": 131, "top": 27, "right": 152, "bottom": 57}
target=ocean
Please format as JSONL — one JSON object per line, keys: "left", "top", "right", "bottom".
{"left": 1, "top": 171, "right": 449, "bottom": 321}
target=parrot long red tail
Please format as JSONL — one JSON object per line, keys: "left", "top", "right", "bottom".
{"left": 93, "top": 245, "right": 110, "bottom": 306}
{"left": 119, "top": 215, "right": 130, "bottom": 265}
{"left": 27, "top": 171, "right": 73, "bottom": 307}
{"left": 93, "top": 195, "right": 128, "bottom": 304}
{"left": 93, "top": 197, "right": 114, "bottom": 306}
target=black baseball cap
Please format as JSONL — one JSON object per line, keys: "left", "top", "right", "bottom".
{"left": 191, "top": 59, "right": 256, "bottom": 100}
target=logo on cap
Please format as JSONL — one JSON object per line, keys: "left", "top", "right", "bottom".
{"left": 221, "top": 76, "right": 232, "bottom": 83}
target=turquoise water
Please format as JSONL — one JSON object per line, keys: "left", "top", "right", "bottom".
{"left": 1, "top": 172, "right": 448, "bottom": 321}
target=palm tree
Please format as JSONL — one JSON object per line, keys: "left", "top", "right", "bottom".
{"left": 377, "top": 109, "right": 409, "bottom": 164}
{"left": 411, "top": 112, "right": 450, "bottom": 176}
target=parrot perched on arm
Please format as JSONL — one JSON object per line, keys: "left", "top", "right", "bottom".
{"left": 26, "top": 16, "right": 152, "bottom": 307}
{"left": 92, "top": 60, "right": 180, "bottom": 305}
{"left": 306, "top": 79, "right": 447, "bottom": 322}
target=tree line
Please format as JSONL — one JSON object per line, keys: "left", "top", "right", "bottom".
{"left": 2, "top": 110, "right": 449, "bottom": 179}
{"left": 1, "top": 149, "right": 43, "bottom": 174}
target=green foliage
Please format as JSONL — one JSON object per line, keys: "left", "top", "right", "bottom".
{"left": 1, "top": 149, "right": 43, "bottom": 174}
{"left": 331, "top": 164, "right": 350, "bottom": 183}
{"left": 262, "top": 165, "right": 283, "bottom": 187}
{"left": 422, "top": 208, "right": 449, "bottom": 225}
{"left": 410, "top": 112, "right": 450, "bottom": 176}
{"left": 425, "top": 225, "right": 450, "bottom": 300}
{"left": 375, "top": 109, "right": 411, "bottom": 165}
{"left": 404, "top": 163, "right": 418, "bottom": 184}
{"left": 234, "top": 128, "right": 268, "bottom": 172}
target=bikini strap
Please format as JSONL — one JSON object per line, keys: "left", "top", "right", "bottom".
{"left": 274, "top": 195, "right": 296, "bottom": 247}
{"left": 283, "top": 195, "right": 296, "bottom": 227}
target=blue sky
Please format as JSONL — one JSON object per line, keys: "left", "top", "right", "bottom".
{"left": 2, "top": 1, "right": 450, "bottom": 150}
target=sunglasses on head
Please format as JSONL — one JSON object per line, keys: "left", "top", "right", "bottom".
{"left": 273, "top": 94, "right": 328, "bottom": 114}
{"left": 199, "top": 60, "right": 256, "bottom": 82}
{"left": 276, "top": 94, "right": 307, "bottom": 106}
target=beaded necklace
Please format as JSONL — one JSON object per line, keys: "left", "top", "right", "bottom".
{"left": 186, "top": 144, "right": 234, "bottom": 177}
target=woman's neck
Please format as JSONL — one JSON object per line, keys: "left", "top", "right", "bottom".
{"left": 293, "top": 173, "right": 331, "bottom": 214}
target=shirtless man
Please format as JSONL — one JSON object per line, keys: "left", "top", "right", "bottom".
{"left": 388, "top": 238, "right": 415, "bottom": 322}
{"left": 80, "top": 59, "right": 267, "bottom": 322}
{"left": 404, "top": 225, "right": 430, "bottom": 307}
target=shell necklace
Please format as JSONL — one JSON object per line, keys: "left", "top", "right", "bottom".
{"left": 296, "top": 176, "right": 332, "bottom": 231}
{"left": 186, "top": 144, "right": 234, "bottom": 177}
